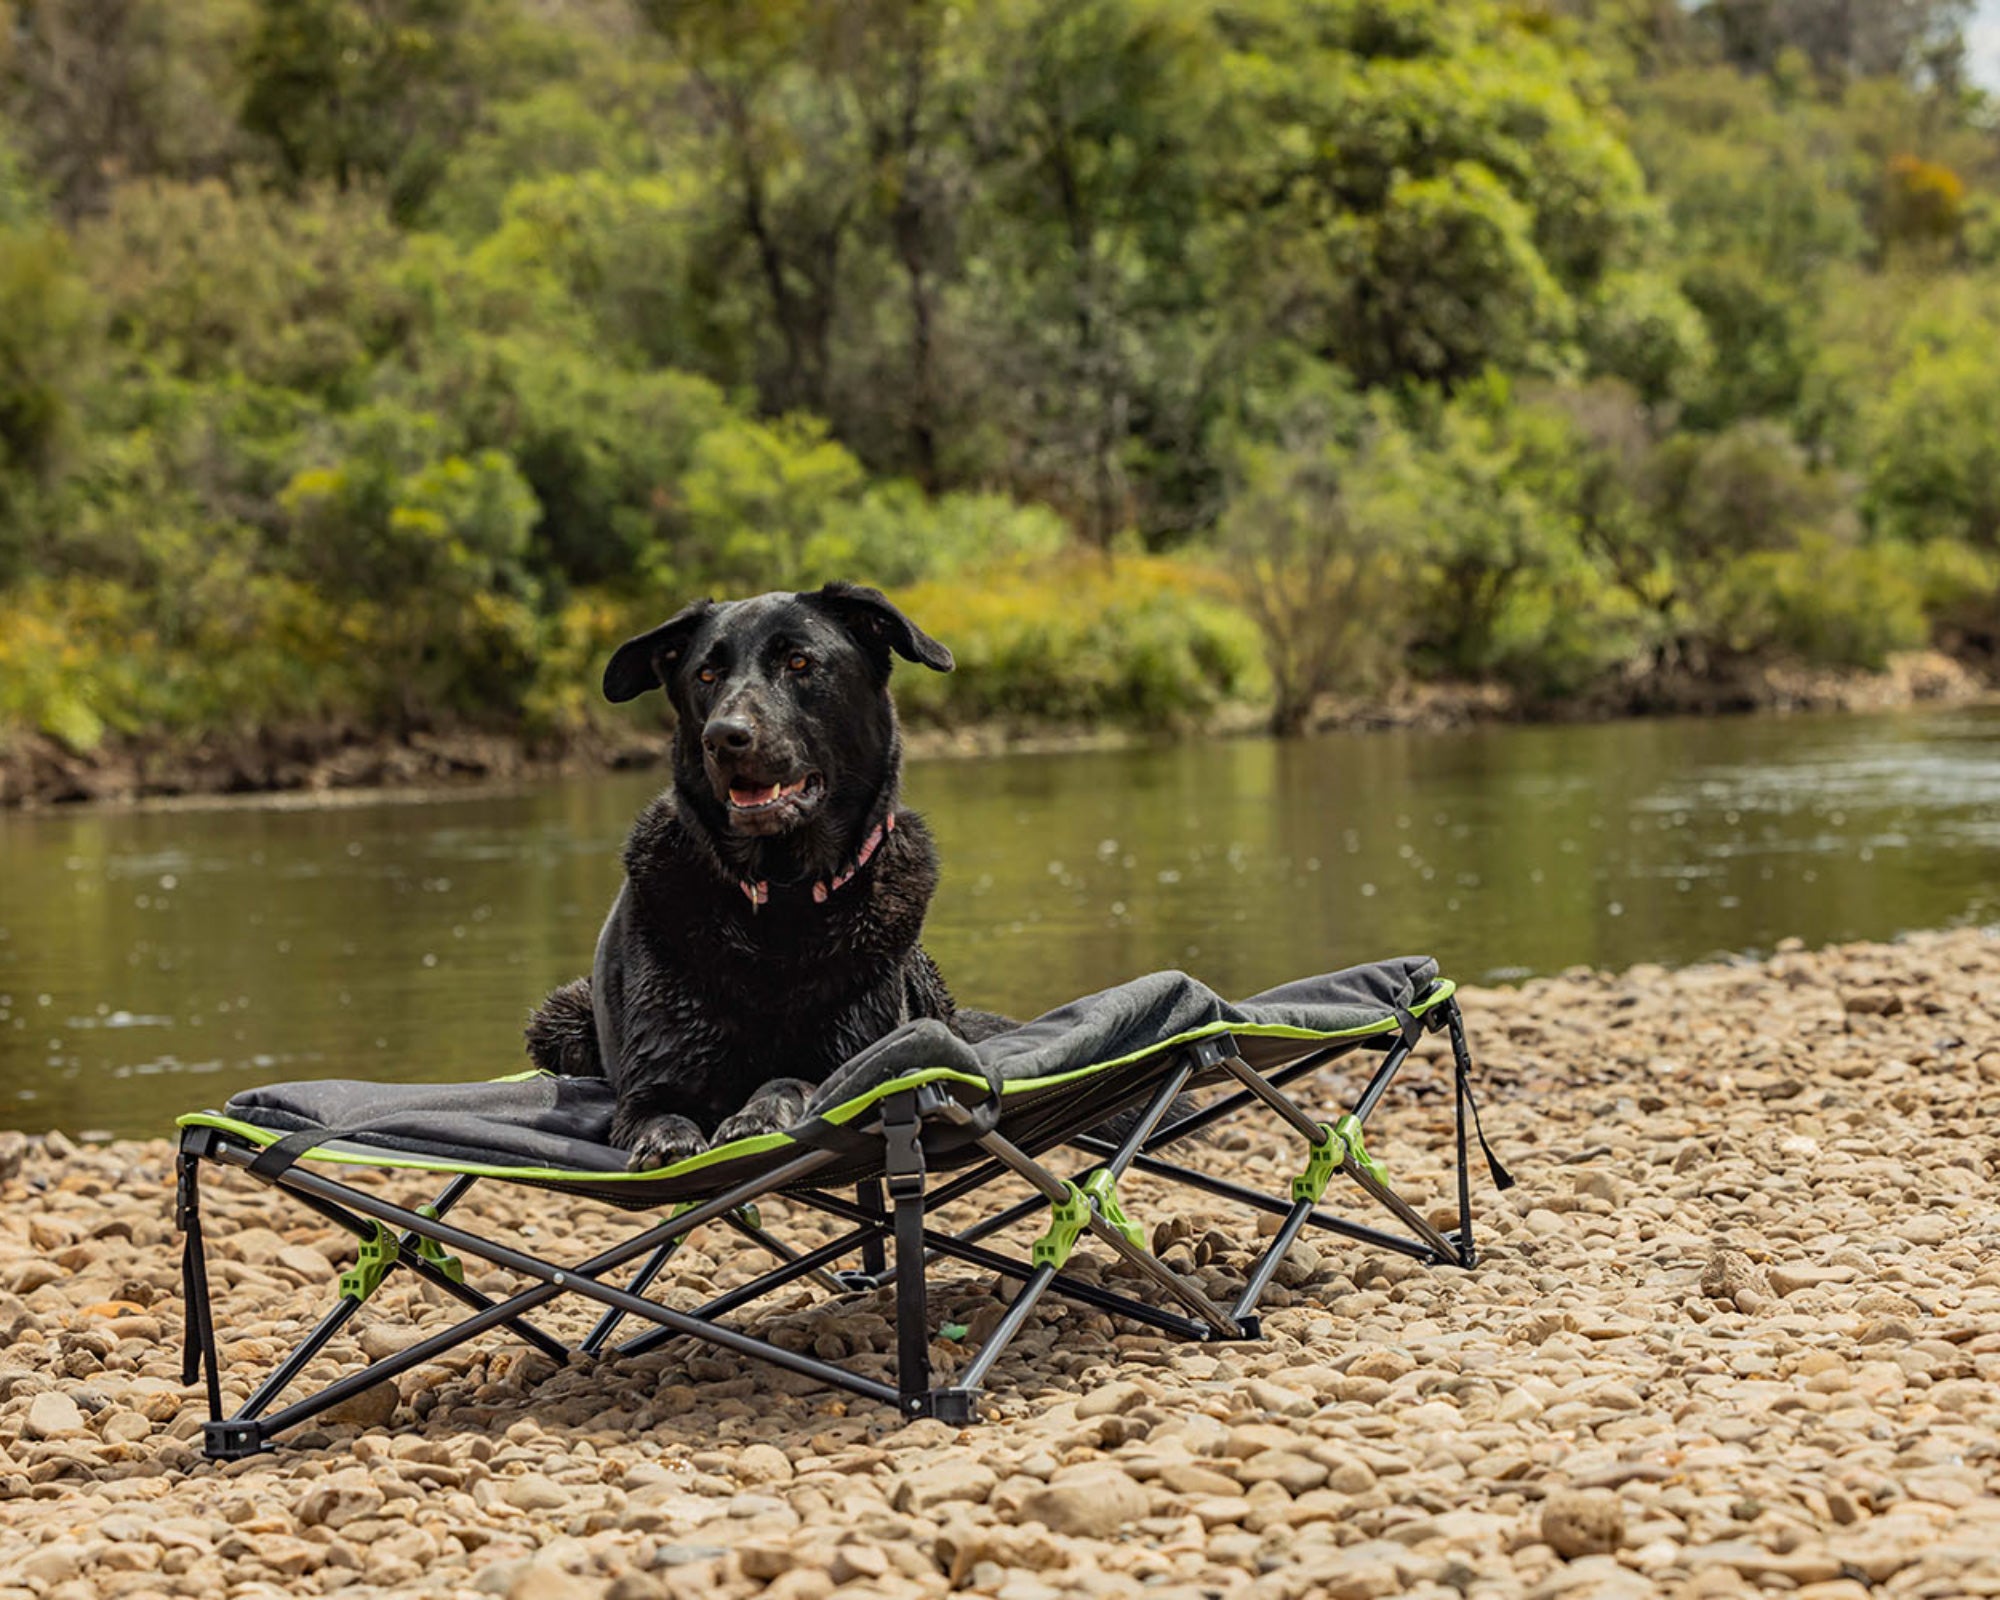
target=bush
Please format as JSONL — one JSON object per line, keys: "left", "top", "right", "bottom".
{"left": 0, "top": 223, "right": 92, "bottom": 481}
{"left": 398, "top": 335, "right": 734, "bottom": 589}
{"left": 1865, "top": 342, "right": 2000, "bottom": 548}
{"left": 1906, "top": 537, "right": 2000, "bottom": 657}
{"left": 1582, "top": 270, "right": 1713, "bottom": 409}
{"left": 670, "top": 414, "right": 868, "bottom": 593}
{"left": 0, "top": 572, "right": 376, "bottom": 750}
{"left": 1216, "top": 397, "right": 1420, "bottom": 735}
{"left": 1482, "top": 556, "right": 1653, "bottom": 701}
{"left": 80, "top": 181, "right": 413, "bottom": 405}
{"left": 816, "top": 486, "right": 1068, "bottom": 588}
{"left": 887, "top": 557, "right": 1265, "bottom": 730}
{"left": 466, "top": 170, "right": 715, "bottom": 371}
{"left": 1714, "top": 534, "right": 1928, "bottom": 670}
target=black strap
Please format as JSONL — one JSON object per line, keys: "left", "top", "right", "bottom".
{"left": 1455, "top": 1059, "right": 1514, "bottom": 1192}
{"left": 248, "top": 1125, "right": 346, "bottom": 1178}
{"left": 179, "top": 1229, "right": 204, "bottom": 1387}
{"left": 1391, "top": 1005, "right": 1422, "bottom": 1048}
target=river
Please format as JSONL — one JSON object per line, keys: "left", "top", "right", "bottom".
{"left": 4, "top": 705, "right": 1998, "bottom": 1138}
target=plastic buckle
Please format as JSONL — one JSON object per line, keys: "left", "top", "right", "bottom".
{"left": 1334, "top": 1113, "right": 1387, "bottom": 1190}
{"left": 339, "top": 1223, "right": 399, "bottom": 1303}
{"left": 1292, "top": 1123, "right": 1345, "bottom": 1204}
{"left": 413, "top": 1205, "right": 463, "bottom": 1285}
{"left": 174, "top": 1154, "right": 200, "bottom": 1232}
{"left": 1080, "top": 1169, "right": 1145, "bottom": 1251}
{"left": 883, "top": 1104, "right": 925, "bottom": 1201}
{"left": 1032, "top": 1180, "right": 1090, "bottom": 1269}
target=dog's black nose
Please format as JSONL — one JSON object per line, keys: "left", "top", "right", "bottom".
{"left": 703, "top": 716, "right": 755, "bottom": 754}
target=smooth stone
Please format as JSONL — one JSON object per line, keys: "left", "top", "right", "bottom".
{"left": 25, "top": 1391, "right": 87, "bottom": 1439}
{"left": 891, "top": 1458, "right": 998, "bottom": 1512}
{"left": 1018, "top": 1467, "right": 1149, "bottom": 1537}
{"left": 1542, "top": 1488, "right": 1626, "bottom": 1558}
{"left": 1233, "top": 1450, "right": 1329, "bottom": 1494}
{"left": 501, "top": 1474, "right": 569, "bottom": 1512}
{"left": 734, "top": 1443, "right": 793, "bottom": 1486}
{"left": 1075, "top": 1380, "right": 1149, "bottom": 1419}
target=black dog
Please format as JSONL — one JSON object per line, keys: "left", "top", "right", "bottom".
{"left": 524, "top": 582, "right": 1001, "bottom": 1171}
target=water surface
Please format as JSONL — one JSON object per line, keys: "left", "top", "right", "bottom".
{"left": 4, "top": 706, "right": 1997, "bottom": 1137}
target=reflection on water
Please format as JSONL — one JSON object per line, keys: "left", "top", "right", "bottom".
{"left": 3, "top": 706, "right": 1998, "bottom": 1137}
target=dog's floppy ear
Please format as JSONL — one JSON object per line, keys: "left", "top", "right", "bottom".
{"left": 603, "top": 600, "right": 715, "bottom": 703}
{"left": 808, "top": 582, "right": 954, "bottom": 673}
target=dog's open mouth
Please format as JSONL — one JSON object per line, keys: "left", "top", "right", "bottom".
{"left": 722, "top": 771, "right": 825, "bottom": 830}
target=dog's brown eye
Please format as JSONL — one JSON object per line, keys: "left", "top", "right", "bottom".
{"left": 788, "top": 653, "right": 810, "bottom": 673}
{"left": 698, "top": 667, "right": 716, "bottom": 685}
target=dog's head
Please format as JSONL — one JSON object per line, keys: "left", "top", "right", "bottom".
{"left": 603, "top": 582, "right": 953, "bottom": 842}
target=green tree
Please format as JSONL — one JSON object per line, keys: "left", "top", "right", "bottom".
{"left": 672, "top": 413, "right": 866, "bottom": 591}
{"left": 1695, "top": 0, "right": 1971, "bottom": 86}
{"left": 239, "top": 0, "right": 539, "bottom": 216}
{"left": 1865, "top": 342, "right": 2000, "bottom": 548}
{"left": 79, "top": 180, "right": 412, "bottom": 402}
{"left": 0, "top": 222, "right": 93, "bottom": 581}
{"left": 961, "top": 0, "right": 1212, "bottom": 546}
{"left": 276, "top": 403, "right": 541, "bottom": 719}
{"left": 1204, "top": 0, "right": 1655, "bottom": 389}
{"left": 0, "top": 0, "right": 249, "bottom": 220}
{"left": 1216, "top": 375, "right": 1417, "bottom": 736}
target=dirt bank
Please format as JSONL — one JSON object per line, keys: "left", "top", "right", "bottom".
{"left": 2, "top": 649, "right": 1989, "bottom": 809}
{"left": 3, "top": 928, "right": 1998, "bottom": 1596}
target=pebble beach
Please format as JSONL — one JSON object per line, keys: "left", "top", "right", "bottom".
{"left": 3, "top": 927, "right": 1999, "bottom": 1600}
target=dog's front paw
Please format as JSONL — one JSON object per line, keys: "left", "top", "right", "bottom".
{"left": 617, "top": 1112, "right": 708, "bottom": 1172}
{"left": 713, "top": 1079, "right": 815, "bottom": 1145}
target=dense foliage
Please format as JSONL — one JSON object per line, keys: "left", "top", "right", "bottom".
{"left": 1, "top": 0, "right": 1997, "bottom": 750}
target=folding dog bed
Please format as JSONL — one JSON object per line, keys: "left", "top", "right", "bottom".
{"left": 175, "top": 956, "right": 1510, "bottom": 1459}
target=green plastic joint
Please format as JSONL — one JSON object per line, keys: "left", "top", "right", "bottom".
{"left": 339, "top": 1223, "right": 399, "bottom": 1303}
{"left": 414, "top": 1204, "right": 464, "bottom": 1285}
{"left": 1033, "top": 1180, "right": 1091, "bottom": 1269}
{"left": 1080, "top": 1169, "right": 1146, "bottom": 1251}
{"left": 1293, "top": 1123, "right": 1345, "bottom": 1204}
{"left": 1334, "top": 1113, "right": 1388, "bottom": 1191}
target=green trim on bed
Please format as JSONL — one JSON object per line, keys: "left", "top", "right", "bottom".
{"left": 174, "top": 982, "right": 1456, "bottom": 1187}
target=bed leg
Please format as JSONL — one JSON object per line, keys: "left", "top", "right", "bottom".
{"left": 180, "top": 1135, "right": 270, "bottom": 1460}
{"left": 883, "top": 1092, "right": 933, "bottom": 1415}
{"left": 880, "top": 1093, "right": 979, "bottom": 1422}
{"left": 858, "top": 1180, "right": 888, "bottom": 1280}
{"left": 1447, "top": 999, "right": 1500, "bottom": 1268}
{"left": 175, "top": 1140, "right": 224, "bottom": 1420}
{"left": 1231, "top": 1195, "right": 1317, "bottom": 1324}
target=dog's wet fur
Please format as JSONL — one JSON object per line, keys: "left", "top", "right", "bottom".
{"left": 525, "top": 582, "right": 1011, "bottom": 1170}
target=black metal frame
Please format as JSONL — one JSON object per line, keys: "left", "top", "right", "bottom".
{"left": 178, "top": 997, "right": 1493, "bottom": 1458}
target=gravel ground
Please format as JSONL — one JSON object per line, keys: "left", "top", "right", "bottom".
{"left": 2, "top": 928, "right": 1998, "bottom": 1600}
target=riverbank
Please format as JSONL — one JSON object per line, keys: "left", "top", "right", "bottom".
{"left": 3, "top": 928, "right": 1997, "bottom": 1597}
{"left": 2, "top": 649, "right": 1987, "bottom": 810}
